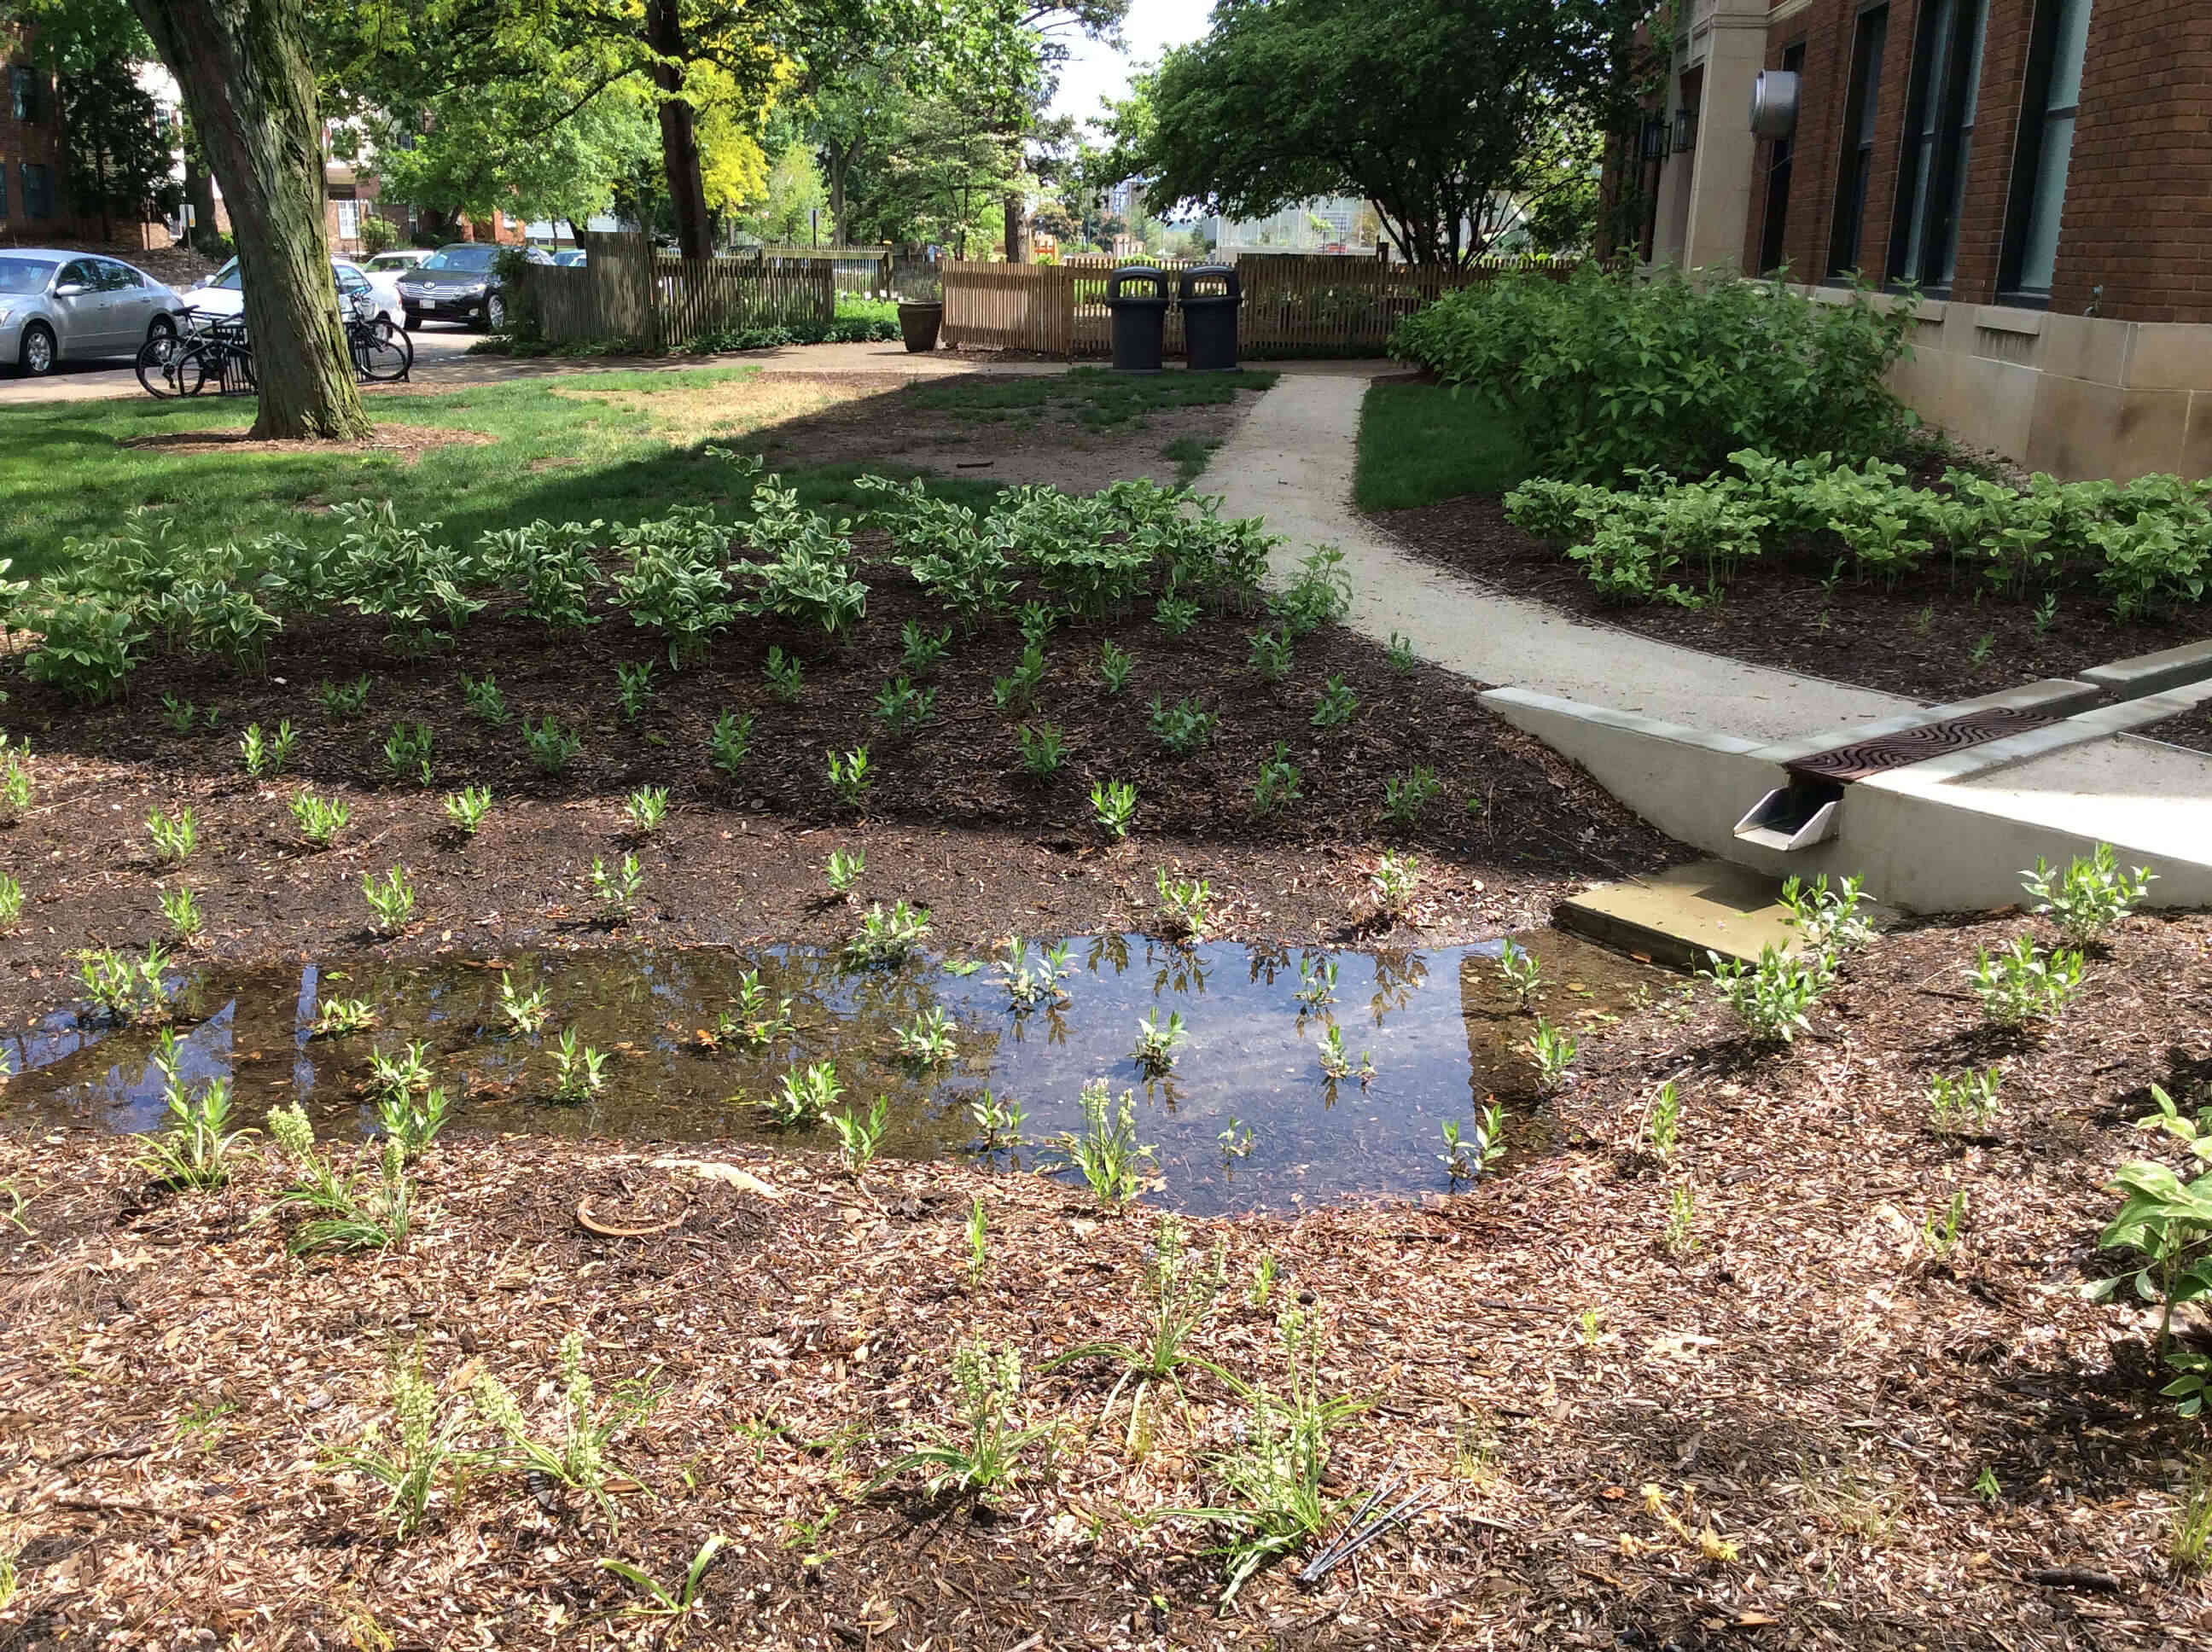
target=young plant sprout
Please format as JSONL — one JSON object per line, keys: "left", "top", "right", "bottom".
{"left": 845, "top": 899, "right": 931, "bottom": 966}
{"left": 1647, "top": 1079, "right": 1683, "bottom": 1162}
{"left": 872, "top": 676, "right": 936, "bottom": 736}
{"left": 591, "top": 853, "right": 644, "bottom": 922}
{"left": 131, "top": 1063, "right": 250, "bottom": 1192}
{"left": 368, "top": 1040, "right": 434, "bottom": 1104}
{"left": 1057, "top": 1079, "right": 1155, "bottom": 1205}
{"left": 1382, "top": 765, "right": 1441, "bottom": 828}
{"left": 0, "top": 870, "right": 25, "bottom": 934}
{"left": 1132, "top": 1007, "right": 1186, "bottom": 1074}
{"left": 970, "top": 1089, "right": 1027, "bottom": 1152}
{"left": 1154, "top": 594, "right": 1201, "bottom": 635}
{"left": 551, "top": 1027, "right": 608, "bottom": 1101}
{"left": 901, "top": 620, "right": 951, "bottom": 677}
{"left": 966, "top": 1195, "right": 989, "bottom": 1283}
{"left": 444, "top": 786, "right": 493, "bottom": 835}
{"left": 1496, "top": 939, "right": 1544, "bottom": 1009}
{"left": 998, "top": 936, "right": 1072, "bottom": 1011}
{"left": 1220, "top": 1119, "right": 1255, "bottom": 1159}
{"left": 460, "top": 672, "right": 509, "bottom": 724}
{"left": 1097, "top": 638, "right": 1134, "bottom": 695}
{"left": 289, "top": 788, "right": 350, "bottom": 849}
{"left": 377, "top": 1083, "right": 452, "bottom": 1161}
{"left": 382, "top": 722, "right": 434, "bottom": 783}
{"left": 498, "top": 970, "right": 551, "bottom": 1035}
{"left": 708, "top": 710, "right": 754, "bottom": 776}
{"left": 361, "top": 866, "right": 417, "bottom": 936}
{"left": 1247, "top": 628, "right": 1294, "bottom": 682}
{"left": 1316, "top": 1025, "right": 1353, "bottom": 1080}
{"left": 78, "top": 944, "right": 172, "bottom": 1022}
{"left": 1252, "top": 744, "right": 1303, "bottom": 815}
{"left": 765, "top": 646, "right": 805, "bottom": 701}
{"left": 623, "top": 786, "right": 669, "bottom": 835}
{"left": 318, "top": 675, "right": 372, "bottom": 719}
{"left": 614, "top": 660, "right": 656, "bottom": 722}
{"left": 826, "top": 747, "right": 872, "bottom": 806}
{"left": 895, "top": 1005, "right": 958, "bottom": 1065}
{"left": 1148, "top": 695, "right": 1219, "bottom": 756}
{"left": 1439, "top": 1104, "right": 1506, "bottom": 1183}
{"left": 162, "top": 693, "right": 198, "bottom": 733}
{"left": 238, "top": 719, "right": 296, "bottom": 779}
{"left": 1386, "top": 632, "right": 1417, "bottom": 672}
{"left": 147, "top": 806, "right": 198, "bottom": 864}
{"left": 717, "top": 970, "right": 794, "bottom": 1044}
{"left": 1016, "top": 722, "right": 1067, "bottom": 777}
{"left": 2021, "top": 843, "right": 2157, "bottom": 945}
{"left": 1970, "top": 935, "right": 2085, "bottom": 1027}
{"left": 757, "top": 1061, "right": 841, "bottom": 1128}
{"left": 1294, "top": 955, "right": 1337, "bottom": 1007}
{"left": 1526, "top": 1016, "right": 1578, "bottom": 1092}
{"left": 1155, "top": 868, "right": 1213, "bottom": 939}
{"left": 1311, "top": 676, "right": 1359, "bottom": 728}
{"left": 824, "top": 848, "right": 864, "bottom": 897}
{"left": 160, "top": 883, "right": 203, "bottom": 942}
{"left": 1091, "top": 779, "right": 1138, "bottom": 840}
{"left": 1929, "top": 1066, "right": 2002, "bottom": 1134}
{"left": 313, "top": 998, "right": 376, "bottom": 1036}
{"left": 828, "top": 1095, "right": 890, "bottom": 1175}
{"left": 1371, "top": 852, "right": 1418, "bottom": 917}
{"left": 523, "top": 716, "right": 582, "bottom": 774}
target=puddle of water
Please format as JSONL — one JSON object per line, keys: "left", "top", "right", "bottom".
{"left": 1, "top": 933, "right": 1666, "bottom": 1216}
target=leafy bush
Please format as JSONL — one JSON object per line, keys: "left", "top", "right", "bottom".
{"left": 1508, "top": 451, "right": 2212, "bottom": 616}
{"left": 1390, "top": 267, "right": 1916, "bottom": 480}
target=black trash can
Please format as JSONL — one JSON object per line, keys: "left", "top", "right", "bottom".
{"left": 1179, "top": 265, "right": 1242, "bottom": 370}
{"left": 1106, "top": 265, "right": 1170, "bottom": 373}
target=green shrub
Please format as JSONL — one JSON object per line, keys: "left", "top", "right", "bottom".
{"left": 1390, "top": 267, "right": 1915, "bottom": 481}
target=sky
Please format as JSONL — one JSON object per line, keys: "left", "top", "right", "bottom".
{"left": 1045, "top": 0, "right": 1214, "bottom": 131}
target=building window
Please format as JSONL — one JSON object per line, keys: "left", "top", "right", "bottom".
{"left": 1827, "top": 5, "right": 1889, "bottom": 277}
{"left": 1758, "top": 44, "right": 1807, "bottom": 275}
{"left": 1888, "top": 0, "right": 1987, "bottom": 289}
{"left": 21, "top": 162, "right": 53, "bottom": 219}
{"left": 2000, "top": 0, "right": 2093, "bottom": 299}
{"left": 9, "top": 66, "right": 37, "bottom": 124}
{"left": 335, "top": 198, "right": 359, "bottom": 241}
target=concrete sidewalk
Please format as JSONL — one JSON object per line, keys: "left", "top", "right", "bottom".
{"left": 1196, "top": 373, "right": 1916, "bottom": 742}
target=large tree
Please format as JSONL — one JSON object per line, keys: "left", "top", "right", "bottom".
{"left": 1115, "top": 0, "right": 1642, "bottom": 268}
{"left": 131, "top": 0, "right": 370, "bottom": 437}
{"left": 56, "top": 50, "right": 182, "bottom": 241}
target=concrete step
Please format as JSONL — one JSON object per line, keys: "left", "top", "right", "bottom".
{"left": 1554, "top": 860, "right": 1808, "bottom": 971}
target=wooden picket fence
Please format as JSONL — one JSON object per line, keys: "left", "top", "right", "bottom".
{"left": 943, "top": 251, "right": 1585, "bottom": 358}
{"left": 528, "top": 230, "right": 844, "bottom": 348}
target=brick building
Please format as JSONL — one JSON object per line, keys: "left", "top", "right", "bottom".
{"left": 0, "top": 34, "right": 94, "bottom": 245}
{"left": 1650, "top": 0, "right": 2212, "bottom": 480}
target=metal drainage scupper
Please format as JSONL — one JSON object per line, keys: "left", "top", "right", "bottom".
{"left": 1782, "top": 706, "right": 2058, "bottom": 784}
{"left": 1733, "top": 707, "right": 2058, "bottom": 852}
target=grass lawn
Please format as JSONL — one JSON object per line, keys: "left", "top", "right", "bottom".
{"left": 1353, "top": 380, "right": 1529, "bottom": 511}
{"left": 0, "top": 368, "right": 1004, "bottom": 584}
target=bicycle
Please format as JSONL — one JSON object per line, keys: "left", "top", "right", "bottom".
{"left": 346, "top": 311, "right": 411, "bottom": 382}
{"left": 135, "top": 307, "right": 255, "bottom": 399}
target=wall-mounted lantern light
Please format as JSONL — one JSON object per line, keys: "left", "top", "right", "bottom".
{"left": 1750, "top": 69, "right": 1801, "bottom": 139}
{"left": 1672, "top": 108, "right": 1697, "bottom": 154}
{"left": 1640, "top": 116, "right": 1670, "bottom": 162}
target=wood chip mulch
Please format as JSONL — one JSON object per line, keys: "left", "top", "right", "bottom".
{"left": 4, "top": 910, "right": 2210, "bottom": 1648}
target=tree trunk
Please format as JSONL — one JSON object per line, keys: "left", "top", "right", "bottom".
{"left": 645, "top": 0, "right": 712, "bottom": 261}
{"left": 129, "top": 0, "right": 370, "bottom": 441}
{"left": 826, "top": 140, "right": 859, "bottom": 248}
{"left": 1002, "top": 192, "right": 1027, "bottom": 264}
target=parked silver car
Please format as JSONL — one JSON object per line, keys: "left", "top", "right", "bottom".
{"left": 0, "top": 250, "right": 187, "bottom": 376}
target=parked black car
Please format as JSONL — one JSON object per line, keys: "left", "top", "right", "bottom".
{"left": 396, "top": 242, "right": 552, "bottom": 331}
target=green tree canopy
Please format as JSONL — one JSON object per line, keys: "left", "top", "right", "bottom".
{"left": 1109, "top": 0, "right": 1642, "bottom": 268}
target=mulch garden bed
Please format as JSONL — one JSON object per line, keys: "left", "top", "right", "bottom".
{"left": 0, "top": 542, "right": 1680, "bottom": 1027}
{"left": 1371, "top": 496, "right": 2212, "bottom": 750}
{"left": 3, "top": 907, "right": 2209, "bottom": 1647}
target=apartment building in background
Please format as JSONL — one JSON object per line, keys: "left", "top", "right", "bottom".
{"left": 0, "top": 33, "right": 94, "bottom": 245}
{"left": 1648, "top": 0, "right": 2212, "bottom": 480}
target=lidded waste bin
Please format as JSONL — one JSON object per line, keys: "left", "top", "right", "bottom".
{"left": 1106, "top": 265, "right": 1169, "bottom": 373}
{"left": 1179, "top": 265, "right": 1242, "bottom": 370}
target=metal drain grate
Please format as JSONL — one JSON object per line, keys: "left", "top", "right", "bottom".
{"left": 1786, "top": 707, "right": 2056, "bottom": 783}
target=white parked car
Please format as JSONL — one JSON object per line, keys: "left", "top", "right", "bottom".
{"left": 190, "top": 256, "right": 400, "bottom": 333}
{"left": 0, "top": 249, "right": 188, "bottom": 375}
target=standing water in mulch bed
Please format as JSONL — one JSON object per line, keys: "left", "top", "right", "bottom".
{"left": 5, "top": 932, "right": 1662, "bottom": 1215}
